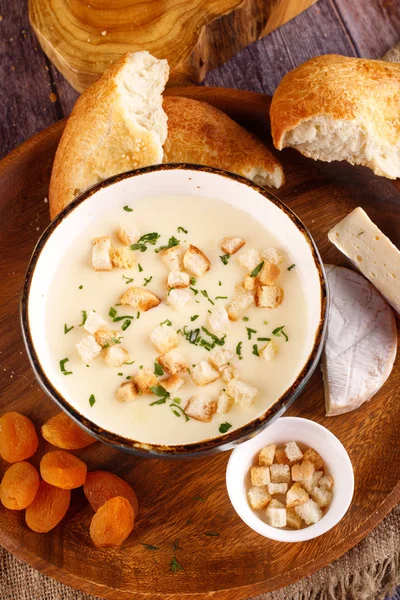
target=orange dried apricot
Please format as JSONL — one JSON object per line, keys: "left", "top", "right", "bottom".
{"left": 0, "top": 462, "right": 40, "bottom": 510}
{"left": 89, "top": 496, "right": 134, "bottom": 547}
{"left": 0, "top": 412, "right": 39, "bottom": 463}
{"left": 25, "top": 481, "right": 71, "bottom": 533}
{"left": 41, "top": 412, "right": 96, "bottom": 450}
{"left": 40, "top": 451, "right": 87, "bottom": 489}
{"left": 84, "top": 471, "right": 139, "bottom": 516}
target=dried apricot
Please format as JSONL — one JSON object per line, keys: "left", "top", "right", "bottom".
{"left": 25, "top": 481, "right": 71, "bottom": 532}
{"left": 90, "top": 496, "right": 134, "bottom": 547}
{"left": 41, "top": 412, "right": 96, "bottom": 450}
{"left": 84, "top": 471, "right": 139, "bottom": 516}
{"left": 0, "top": 412, "right": 39, "bottom": 463}
{"left": 40, "top": 451, "right": 87, "bottom": 489}
{"left": 0, "top": 462, "right": 40, "bottom": 510}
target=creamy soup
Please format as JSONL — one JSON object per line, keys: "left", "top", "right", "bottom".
{"left": 46, "top": 195, "right": 308, "bottom": 446}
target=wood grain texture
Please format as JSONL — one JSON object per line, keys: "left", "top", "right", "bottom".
{"left": 0, "top": 86, "right": 399, "bottom": 600}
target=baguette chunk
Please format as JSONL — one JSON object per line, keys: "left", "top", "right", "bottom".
{"left": 117, "top": 222, "right": 140, "bottom": 246}
{"left": 116, "top": 381, "right": 138, "bottom": 403}
{"left": 183, "top": 245, "right": 211, "bottom": 277}
{"left": 295, "top": 499, "right": 323, "bottom": 524}
{"left": 257, "top": 262, "right": 280, "bottom": 286}
{"left": 251, "top": 466, "right": 270, "bottom": 486}
{"left": 237, "top": 248, "right": 261, "bottom": 273}
{"left": 185, "top": 395, "right": 217, "bottom": 422}
{"left": 160, "top": 245, "right": 184, "bottom": 271}
{"left": 92, "top": 236, "right": 112, "bottom": 271}
{"left": 258, "top": 444, "right": 276, "bottom": 467}
{"left": 167, "top": 270, "right": 190, "bottom": 289}
{"left": 110, "top": 246, "right": 135, "bottom": 269}
{"left": 190, "top": 360, "right": 220, "bottom": 386}
{"left": 227, "top": 285, "right": 254, "bottom": 321}
{"left": 221, "top": 236, "right": 246, "bottom": 255}
{"left": 255, "top": 286, "right": 284, "bottom": 308}
{"left": 150, "top": 324, "right": 178, "bottom": 354}
{"left": 247, "top": 486, "right": 271, "bottom": 511}
{"left": 158, "top": 349, "right": 187, "bottom": 375}
{"left": 133, "top": 368, "right": 158, "bottom": 393}
{"left": 208, "top": 306, "right": 230, "bottom": 334}
{"left": 208, "top": 348, "right": 233, "bottom": 369}
{"left": 226, "top": 379, "right": 257, "bottom": 407}
{"left": 84, "top": 311, "right": 108, "bottom": 335}
{"left": 217, "top": 392, "right": 234, "bottom": 414}
{"left": 167, "top": 288, "right": 193, "bottom": 310}
{"left": 76, "top": 335, "right": 102, "bottom": 363}
{"left": 121, "top": 286, "right": 160, "bottom": 311}
{"left": 104, "top": 346, "right": 130, "bottom": 367}
{"left": 266, "top": 499, "right": 286, "bottom": 528}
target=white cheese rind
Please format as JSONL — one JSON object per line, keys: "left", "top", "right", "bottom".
{"left": 322, "top": 265, "right": 397, "bottom": 416}
{"left": 328, "top": 207, "right": 400, "bottom": 315}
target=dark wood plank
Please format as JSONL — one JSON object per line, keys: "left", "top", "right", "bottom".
{"left": 205, "top": 0, "right": 357, "bottom": 94}
{"left": 333, "top": 0, "right": 400, "bottom": 59}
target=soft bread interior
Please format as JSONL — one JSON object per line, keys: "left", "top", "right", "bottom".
{"left": 244, "top": 165, "right": 284, "bottom": 189}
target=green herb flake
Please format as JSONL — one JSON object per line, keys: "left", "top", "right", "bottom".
{"left": 126, "top": 375, "right": 132, "bottom": 380}
{"left": 190, "top": 276, "right": 196, "bottom": 285}
{"left": 88, "top": 394, "right": 96, "bottom": 407}
{"left": 124, "top": 360, "right": 135, "bottom": 365}
{"left": 150, "top": 385, "right": 170, "bottom": 398}
{"left": 64, "top": 324, "right": 74, "bottom": 334}
{"left": 264, "top": 320, "right": 268, "bottom": 325}
{"left": 257, "top": 337, "right": 271, "bottom": 341}
{"left": 190, "top": 287, "right": 199, "bottom": 295}
{"left": 204, "top": 531, "right": 220, "bottom": 537}
{"left": 59, "top": 358, "right": 72, "bottom": 376}
{"left": 193, "top": 495, "right": 206, "bottom": 502}
{"left": 108, "top": 307, "right": 117, "bottom": 319}
{"left": 160, "top": 319, "right": 172, "bottom": 326}
{"left": 170, "top": 556, "right": 184, "bottom": 573}
{"left": 150, "top": 398, "right": 167, "bottom": 406}
{"left": 143, "top": 276, "right": 153, "bottom": 286}
{"left": 357, "top": 230, "right": 365, "bottom": 237}
{"left": 177, "top": 226, "right": 188, "bottom": 234}
{"left": 118, "top": 372, "right": 123, "bottom": 376}
{"left": 190, "top": 315, "right": 199, "bottom": 322}
{"left": 219, "top": 422, "right": 232, "bottom": 434}
{"left": 123, "top": 205, "right": 133, "bottom": 212}
{"left": 141, "top": 543, "right": 160, "bottom": 551}
{"left": 138, "top": 264, "right": 143, "bottom": 272}
{"left": 154, "top": 362, "right": 164, "bottom": 377}
{"left": 250, "top": 261, "right": 264, "bottom": 277}
{"left": 272, "top": 325, "right": 289, "bottom": 342}
{"left": 78, "top": 285, "right": 83, "bottom": 290}
{"left": 79, "top": 310, "right": 88, "bottom": 326}
{"left": 122, "top": 275, "right": 134, "bottom": 284}
{"left": 246, "top": 327, "right": 257, "bottom": 340}
{"left": 243, "top": 316, "right": 249, "bottom": 322}
{"left": 287, "top": 264, "right": 296, "bottom": 271}
{"left": 236, "top": 341, "right": 242, "bottom": 358}
{"left": 252, "top": 344, "right": 259, "bottom": 357}
{"left": 155, "top": 236, "right": 180, "bottom": 253}
{"left": 137, "top": 311, "right": 140, "bottom": 319}
{"left": 121, "top": 319, "right": 131, "bottom": 331}
{"left": 220, "top": 254, "right": 230, "bottom": 265}
{"left": 201, "top": 290, "right": 215, "bottom": 305}
{"left": 218, "top": 281, "right": 222, "bottom": 286}
{"left": 170, "top": 402, "right": 190, "bottom": 422}
{"left": 130, "top": 232, "right": 160, "bottom": 252}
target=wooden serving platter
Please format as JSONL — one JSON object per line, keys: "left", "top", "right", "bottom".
{"left": 0, "top": 86, "right": 399, "bottom": 600}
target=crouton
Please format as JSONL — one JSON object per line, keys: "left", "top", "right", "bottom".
{"left": 255, "top": 286, "right": 284, "bottom": 308}
{"left": 268, "top": 483, "right": 288, "bottom": 495}
{"left": 103, "top": 346, "right": 130, "bottom": 367}
{"left": 295, "top": 499, "right": 323, "bottom": 525}
{"left": 286, "top": 507, "right": 303, "bottom": 530}
{"left": 167, "top": 270, "right": 190, "bottom": 289}
{"left": 208, "top": 306, "right": 230, "bottom": 334}
{"left": 259, "top": 340, "right": 278, "bottom": 362}
{"left": 237, "top": 248, "right": 261, "bottom": 273}
{"left": 275, "top": 447, "right": 291, "bottom": 465}
{"left": 227, "top": 379, "right": 257, "bottom": 407}
{"left": 220, "top": 364, "right": 239, "bottom": 384}
{"left": 304, "top": 470, "right": 324, "bottom": 494}
{"left": 286, "top": 483, "right": 309, "bottom": 508}
{"left": 162, "top": 374, "right": 185, "bottom": 393}
{"left": 227, "top": 285, "right": 254, "bottom": 321}
{"left": 221, "top": 236, "right": 246, "bottom": 255}
{"left": 167, "top": 288, "right": 193, "bottom": 310}
{"left": 94, "top": 329, "right": 120, "bottom": 348}
{"left": 190, "top": 360, "right": 220, "bottom": 386}
{"left": 285, "top": 441, "right": 304, "bottom": 463}
{"left": 251, "top": 466, "right": 270, "bottom": 486}
{"left": 243, "top": 276, "right": 256, "bottom": 291}
{"left": 76, "top": 335, "right": 102, "bottom": 363}
{"left": 150, "top": 324, "right": 178, "bottom": 354}
{"left": 160, "top": 245, "right": 184, "bottom": 271}
{"left": 319, "top": 474, "right": 334, "bottom": 491}
{"left": 261, "top": 247, "right": 283, "bottom": 265}
{"left": 84, "top": 310, "right": 108, "bottom": 335}
{"left": 208, "top": 348, "right": 233, "bottom": 369}
{"left": 270, "top": 463, "right": 291, "bottom": 484}
{"left": 258, "top": 444, "right": 276, "bottom": 467}
{"left": 292, "top": 460, "right": 315, "bottom": 489}
{"left": 92, "top": 236, "right": 112, "bottom": 271}
{"left": 117, "top": 222, "right": 140, "bottom": 246}
{"left": 120, "top": 286, "right": 161, "bottom": 311}
{"left": 257, "top": 262, "right": 280, "bottom": 286}
{"left": 217, "top": 392, "right": 234, "bottom": 414}
{"left": 266, "top": 499, "right": 286, "bottom": 528}
{"left": 157, "top": 349, "right": 188, "bottom": 375}
{"left": 302, "top": 448, "right": 324, "bottom": 470}
{"left": 116, "top": 381, "right": 138, "bottom": 403}
{"left": 185, "top": 395, "right": 217, "bottom": 422}
{"left": 183, "top": 245, "right": 211, "bottom": 277}
{"left": 311, "top": 486, "right": 332, "bottom": 508}
{"left": 247, "top": 486, "right": 271, "bottom": 511}
{"left": 133, "top": 367, "right": 158, "bottom": 394}
{"left": 110, "top": 246, "right": 136, "bottom": 269}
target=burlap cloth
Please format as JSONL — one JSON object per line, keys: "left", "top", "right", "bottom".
{"left": 1, "top": 504, "right": 399, "bottom": 600}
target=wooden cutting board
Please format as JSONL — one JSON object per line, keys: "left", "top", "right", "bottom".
{"left": 0, "top": 86, "right": 399, "bottom": 600}
{"left": 28, "top": 0, "right": 317, "bottom": 91}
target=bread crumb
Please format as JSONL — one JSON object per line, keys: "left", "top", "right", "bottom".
{"left": 101, "top": 30, "right": 107, "bottom": 35}
{"left": 49, "top": 93, "right": 57, "bottom": 103}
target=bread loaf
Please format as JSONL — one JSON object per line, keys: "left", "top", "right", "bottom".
{"left": 270, "top": 55, "right": 400, "bottom": 179}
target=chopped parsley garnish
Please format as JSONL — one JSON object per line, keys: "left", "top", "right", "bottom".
{"left": 124, "top": 360, "right": 135, "bottom": 365}
{"left": 257, "top": 337, "right": 271, "bottom": 341}
{"left": 109, "top": 307, "right": 117, "bottom": 319}
{"left": 155, "top": 236, "right": 180, "bottom": 253}
{"left": 137, "top": 311, "right": 140, "bottom": 319}
{"left": 170, "top": 402, "right": 189, "bottom": 421}
{"left": 118, "top": 372, "right": 123, "bottom": 376}
{"left": 130, "top": 232, "right": 160, "bottom": 252}
{"left": 193, "top": 495, "right": 206, "bottom": 502}
{"left": 190, "top": 287, "right": 199, "bottom": 295}
{"left": 122, "top": 275, "right": 134, "bottom": 284}
{"left": 150, "top": 385, "right": 170, "bottom": 405}
{"left": 219, "top": 422, "right": 232, "bottom": 434}
{"left": 220, "top": 254, "right": 230, "bottom": 265}
{"left": 246, "top": 327, "right": 257, "bottom": 340}
{"left": 357, "top": 230, "right": 365, "bottom": 237}
{"left": 138, "top": 263, "right": 143, "bottom": 272}
{"left": 250, "top": 261, "right": 264, "bottom": 277}
{"left": 177, "top": 226, "right": 188, "bottom": 234}
{"left": 287, "top": 264, "right": 296, "bottom": 271}
{"left": 215, "top": 296, "right": 228, "bottom": 300}
{"left": 204, "top": 531, "right": 220, "bottom": 537}
{"left": 190, "top": 276, "right": 196, "bottom": 285}
{"left": 88, "top": 394, "right": 96, "bottom": 407}
{"left": 79, "top": 310, "right": 88, "bottom": 326}
{"left": 272, "top": 325, "right": 289, "bottom": 342}
{"left": 154, "top": 362, "right": 164, "bottom": 376}
{"left": 142, "top": 543, "right": 160, "bottom": 551}
{"left": 121, "top": 319, "right": 131, "bottom": 331}
{"left": 64, "top": 324, "right": 74, "bottom": 334}
{"left": 218, "top": 281, "right": 222, "bottom": 286}
{"left": 59, "top": 358, "right": 72, "bottom": 376}
{"left": 160, "top": 319, "right": 172, "bottom": 326}
{"left": 143, "top": 276, "right": 153, "bottom": 286}
{"left": 126, "top": 375, "right": 132, "bottom": 379}
{"left": 252, "top": 344, "right": 259, "bottom": 356}
{"left": 149, "top": 398, "right": 167, "bottom": 406}
{"left": 264, "top": 320, "right": 268, "bottom": 325}
{"left": 123, "top": 205, "right": 133, "bottom": 212}
{"left": 201, "top": 326, "right": 225, "bottom": 346}
{"left": 236, "top": 341, "right": 243, "bottom": 359}
{"left": 190, "top": 315, "right": 199, "bottom": 322}
{"left": 201, "top": 290, "right": 215, "bottom": 305}
{"left": 78, "top": 285, "right": 83, "bottom": 290}
{"left": 108, "top": 307, "right": 135, "bottom": 324}
{"left": 180, "top": 326, "right": 226, "bottom": 351}
{"left": 242, "top": 316, "right": 249, "bottom": 322}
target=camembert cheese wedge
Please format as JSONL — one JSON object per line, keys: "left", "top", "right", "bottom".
{"left": 328, "top": 207, "right": 400, "bottom": 315}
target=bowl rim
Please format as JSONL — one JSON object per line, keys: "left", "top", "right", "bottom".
{"left": 20, "top": 163, "right": 328, "bottom": 457}
{"left": 226, "top": 416, "right": 355, "bottom": 542}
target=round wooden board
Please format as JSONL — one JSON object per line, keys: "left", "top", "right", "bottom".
{"left": 0, "top": 86, "right": 399, "bottom": 600}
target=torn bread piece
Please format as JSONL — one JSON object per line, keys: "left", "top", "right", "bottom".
{"left": 92, "top": 236, "right": 112, "bottom": 271}
{"left": 285, "top": 441, "right": 304, "bottom": 463}
{"left": 270, "top": 463, "right": 291, "bottom": 484}
{"left": 217, "top": 392, "right": 234, "bottom": 414}
{"left": 183, "top": 244, "right": 211, "bottom": 277}
{"left": 292, "top": 460, "right": 315, "bottom": 489}
{"left": 167, "top": 288, "right": 193, "bottom": 310}
{"left": 261, "top": 248, "right": 283, "bottom": 265}
{"left": 227, "top": 285, "right": 254, "bottom": 321}
{"left": 302, "top": 448, "right": 324, "bottom": 470}
{"left": 110, "top": 246, "right": 136, "bottom": 269}
{"left": 84, "top": 311, "right": 108, "bottom": 335}
{"left": 95, "top": 329, "right": 120, "bottom": 348}
{"left": 266, "top": 499, "right": 287, "bottom": 528}
{"left": 259, "top": 340, "right": 278, "bottom": 362}
{"left": 227, "top": 379, "right": 257, "bottom": 407}
{"left": 275, "top": 448, "right": 291, "bottom": 466}
{"left": 220, "top": 364, "right": 238, "bottom": 384}
{"left": 311, "top": 486, "right": 332, "bottom": 508}
{"left": 247, "top": 486, "right": 271, "bottom": 511}
{"left": 150, "top": 324, "right": 179, "bottom": 354}
{"left": 185, "top": 395, "right": 217, "bottom": 422}
{"left": 295, "top": 499, "right": 322, "bottom": 525}
{"left": 319, "top": 474, "right": 334, "bottom": 491}
{"left": 268, "top": 482, "right": 288, "bottom": 495}
{"left": 104, "top": 346, "right": 130, "bottom": 367}
{"left": 76, "top": 335, "right": 102, "bottom": 363}
{"left": 116, "top": 381, "right": 138, "bottom": 403}
{"left": 258, "top": 444, "right": 276, "bottom": 467}
{"left": 221, "top": 236, "right": 246, "bottom": 255}
{"left": 120, "top": 286, "right": 161, "bottom": 311}
{"left": 133, "top": 368, "right": 158, "bottom": 393}
{"left": 257, "top": 262, "right": 280, "bottom": 286}
{"left": 162, "top": 374, "right": 185, "bottom": 393}
{"left": 255, "top": 286, "right": 284, "bottom": 308}
{"left": 286, "top": 507, "right": 303, "bottom": 530}
{"left": 160, "top": 245, "right": 184, "bottom": 271}
{"left": 167, "top": 270, "right": 190, "bottom": 289}
{"left": 117, "top": 222, "right": 140, "bottom": 246}
{"left": 251, "top": 466, "right": 270, "bottom": 486}
{"left": 208, "top": 306, "right": 230, "bottom": 334}
{"left": 286, "top": 483, "right": 309, "bottom": 508}
{"left": 243, "top": 276, "right": 256, "bottom": 291}
{"left": 157, "top": 349, "right": 188, "bottom": 375}
{"left": 190, "top": 360, "right": 220, "bottom": 386}
{"left": 237, "top": 248, "right": 261, "bottom": 273}
{"left": 208, "top": 348, "right": 233, "bottom": 370}
{"left": 304, "top": 470, "right": 324, "bottom": 494}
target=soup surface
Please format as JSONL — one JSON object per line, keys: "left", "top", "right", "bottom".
{"left": 46, "top": 194, "right": 308, "bottom": 445}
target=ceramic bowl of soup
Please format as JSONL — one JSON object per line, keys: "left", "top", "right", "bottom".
{"left": 21, "top": 164, "right": 327, "bottom": 457}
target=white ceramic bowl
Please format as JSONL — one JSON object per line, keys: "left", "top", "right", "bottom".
{"left": 226, "top": 416, "right": 354, "bottom": 541}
